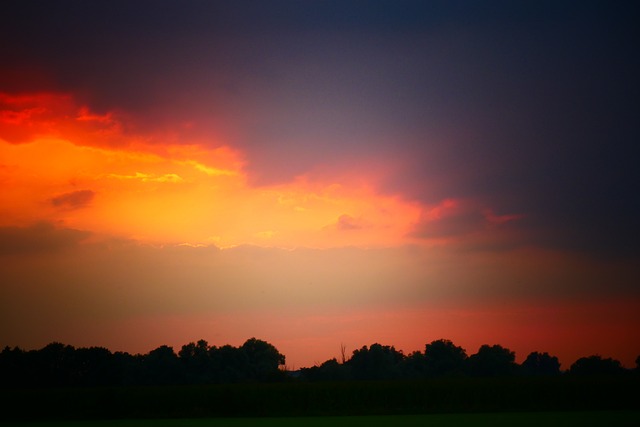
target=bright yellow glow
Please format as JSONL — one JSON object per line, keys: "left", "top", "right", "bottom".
{"left": 0, "top": 92, "right": 422, "bottom": 248}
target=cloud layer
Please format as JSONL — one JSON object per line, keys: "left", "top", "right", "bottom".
{"left": 2, "top": 2, "right": 638, "bottom": 256}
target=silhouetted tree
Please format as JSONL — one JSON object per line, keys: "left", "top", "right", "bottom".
{"left": 241, "top": 337, "right": 286, "bottom": 381}
{"left": 0, "top": 346, "right": 25, "bottom": 387}
{"left": 212, "top": 344, "right": 249, "bottom": 382}
{"left": 300, "top": 358, "right": 351, "bottom": 381}
{"left": 0, "top": 338, "right": 291, "bottom": 387}
{"left": 111, "top": 351, "right": 138, "bottom": 385}
{"left": 399, "top": 351, "right": 427, "bottom": 378}
{"left": 569, "top": 355, "right": 625, "bottom": 376}
{"left": 521, "top": 351, "right": 561, "bottom": 376}
{"left": 5, "top": 338, "right": 634, "bottom": 387}
{"left": 179, "top": 339, "right": 214, "bottom": 383}
{"left": 423, "top": 339, "right": 468, "bottom": 377}
{"left": 466, "top": 344, "right": 516, "bottom": 377}
{"left": 347, "top": 343, "right": 405, "bottom": 380}
{"left": 73, "top": 346, "right": 115, "bottom": 386}
{"left": 142, "top": 345, "right": 184, "bottom": 384}
{"left": 35, "top": 342, "right": 76, "bottom": 386}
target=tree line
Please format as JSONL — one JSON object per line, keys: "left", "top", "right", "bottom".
{"left": 1, "top": 338, "right": 637, "bottom": 387}
{"left": 300, "top": 340, "right": 636, "bottom": 381}
{"left": 0, "top": 338, "right": 285, "bottom": 387}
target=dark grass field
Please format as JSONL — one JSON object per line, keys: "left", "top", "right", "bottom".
{"left": 5, "top": 412, "right": 640, "bottom": 427}
{"left": 2, "top": 376, "right": 638, "bottom": 423}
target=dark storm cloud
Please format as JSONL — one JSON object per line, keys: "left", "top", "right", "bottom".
{"left": 0, "top": 222, "right": 90, "bottom": 256}
{"left": 2, "top": 0, "right": 639, "bottom": 256}
{"left": 51, "top": 190, "right": 95, "bottom": 209}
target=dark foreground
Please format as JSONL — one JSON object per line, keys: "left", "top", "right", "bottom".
{"left": 5, "top": 412, "right": 640, "bottom": 427}
{"left": 1, "top": 376, "right": 638, "bottom": 421}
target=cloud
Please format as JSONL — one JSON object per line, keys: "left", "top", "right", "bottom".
{"left": 0, "top": 92, "right": 129, "bottom": 147}
{"left": 413, "top": 212, "right": 485, "bottom": 239}
{"left": 0, "top": 135, "right": 420, "bottom": 249}
{"left": 409, "top": 199, "right": 485, "bottom": 239}
{"left": 1, "top": 2, "right": 638, "bottom": 259}
{"left": 336, "top": 214, "right": 365, "bottom": 231}
{"left": 407, "top": 199, "right": 530, "bottom": 253}
{"left": 51, "top": 189, "right": 95, "bottom": 209}
{"left": 0, "top": 222, "right": 90, "bottom": 256}
{"left": 483, "top": 209, "right": 524, "bottom": 226}
{"left": 184, "top": 161, "right": 237, "bottom": 177}
{"left": 0, "top": 93, "right": 68, "bottom": 143}
{"left": 107, "top": 172, "right": 183, "bottom": 183}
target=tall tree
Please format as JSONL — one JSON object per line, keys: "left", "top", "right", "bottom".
{"left": 241, "top": 338, "right": 286, "bottom": 381}
{"left": 347, "top": 343, "right": 405, "bottom": 380}
{"left": 143, "top": 345, "right": 184, "bottom": 385}
{"left": 521, "top": 351, "right": 560, "bottom": 376}
{"left": 423, "top": 339, "right": 468, "bottom": 377}
{"left": 569, "top": 355, "right": 625, "bottom": 375}
{"left": 467, "top": 344, "right": 516, "bottom": 377}
{"left": 179, "top": 339, "right": 213, "bottom": 383}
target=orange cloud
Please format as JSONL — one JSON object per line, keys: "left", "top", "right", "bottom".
{"left": 0, "top": 91, "right": 422, "bottom": 248}
{"left": 2, "top": 91, "right": 534, "bottom": 250}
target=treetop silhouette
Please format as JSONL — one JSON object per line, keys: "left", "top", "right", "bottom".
{"left": 1, "top": 338, "right": 636, "bottom": 387}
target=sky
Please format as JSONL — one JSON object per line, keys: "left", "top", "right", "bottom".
{"left": 1, "top": 0, "right": 639, "bottom": 369}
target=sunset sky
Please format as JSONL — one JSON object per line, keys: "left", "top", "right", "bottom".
{"left": 1, "top": 0, "right": 638, "bottom": 369}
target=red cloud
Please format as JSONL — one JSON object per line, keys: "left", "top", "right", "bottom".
{"left": 0, "top": 92, "right": 128, "bottom": 147}
{"left": 409, "top": 199, "right": 524, "bottom": 250}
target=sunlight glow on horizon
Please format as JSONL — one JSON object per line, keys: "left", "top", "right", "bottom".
{"left": 2, "top": 90, "right": 637, "bottom": 370}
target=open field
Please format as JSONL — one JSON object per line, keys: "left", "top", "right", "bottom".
{"left": 2, "top": 376, "right": 638, "bottom": 422}
{"left": 6, "top": 412, "right": 640, "bottom": 427}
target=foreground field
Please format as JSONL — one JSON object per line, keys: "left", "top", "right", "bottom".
{"left": 3, "top": 376, "right": 638, "bottom": 421}
{"left": 7, "top": 412, "right": 640, "bottom": 427}
{"left": 3, "top": 376, "right": 638, "bottom": 427}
